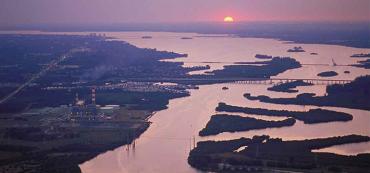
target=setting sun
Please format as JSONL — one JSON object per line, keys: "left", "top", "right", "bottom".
{"left": 223, "top": 16, "right": 234, "bottom": 22}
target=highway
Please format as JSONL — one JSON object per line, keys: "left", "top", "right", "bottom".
{"left": 0, "top": 49, "right": 352, "bottom": 104}
{"left": 0, "top": 48, "right": 85, "bottom": 105}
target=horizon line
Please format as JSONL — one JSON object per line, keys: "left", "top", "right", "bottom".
{"left": 1, "top": 20, "right": 370, "bottom": 28}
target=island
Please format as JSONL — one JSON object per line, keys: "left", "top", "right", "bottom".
{"left": 243, "top": 75, "right": 370, "bottom": 111}
{"left": 287, "top": 46, "right": 305, "bottom": 52}
{"left": 353, "top": 59, "right": 370, "bottom": 69}
{"left": 207, "top": 57, "right": 301, "bottom": 78}
{"left": 181, "top": 37, "right": 193, "bottom": 40}
{"left": 141, "top": 36, "right": 153, "bottom": 39}
{"left": 199, "top": 114, "right": 296, "bottom": 136}
{"left": 351, "top": 53, "right": 370, "bottom": 58}
{"left": 216, "top": 102, "right": 352, "bottom": 124}
{"left": 255, "top": 54, "right": 273, "bottom": 59}
{"left": 317, "top": 71, "right": 338, "bottom": 77}
{"left": 267, "top": 80, "right": 313, "bottom": 93}
{"left": 188, "top": 135, "right": 370, "bottom": 172}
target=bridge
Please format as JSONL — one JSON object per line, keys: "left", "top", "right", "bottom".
{"left": 231, "top": 78, "right": 351, "bottom": 85}
{"left": 131, "top": 77, "right": 353, "bottom": 85}
{"left": 182, "top": 61, "right": 353, "bottom": 67}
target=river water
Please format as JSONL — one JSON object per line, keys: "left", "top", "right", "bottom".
{"left": 1, "top": 31, "right": 369, "bottom": 173}
{"left": 78, "top": 32, "right": 370, "bottom": 173}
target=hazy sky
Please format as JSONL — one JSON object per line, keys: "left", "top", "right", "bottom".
{"left": 1, "top": 0, "right": 369, "bottom": 26}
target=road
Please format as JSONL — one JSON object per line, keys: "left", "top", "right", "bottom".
{"left": 0, "top": 48, "right": 85, "bottom": 105}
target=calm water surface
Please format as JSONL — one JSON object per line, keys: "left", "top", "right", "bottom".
{"left": 79, "top": 32, "right": 369, "bottom": 173}
{"left": 1, "top": 31, "right": 368, "bottom": 173}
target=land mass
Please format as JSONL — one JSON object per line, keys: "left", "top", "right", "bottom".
{"left": 287, "top": 46, "right": 305, "bottom": 53}
{"left": 19, "top": 22, "right": 370, "bottom": 48}
{"left": 255, "top": 54, "right": 273, "bottom": 59}
{"left": 317, "top": 71, "right": 338, "bottom": 77}
{"left": 0, "top": 107, "right": 151, "bottom": 173}
{"left": 244, "top": 75, "right": 370, "bottom": 111}
{"left": 0, "top": 34, "right": 310, "bottom": 173}
{"left": 267, "top": 80, "right": 313, "bottom": 93}
{"left": 199, "top": 114, "right": 296, "bottom": 136}
{"left": 205, "top": 57, "right": 301, "bottom": 78}
{"left": 188, "top": 135, "right": 370, "bottom": 172}
{"left": 0, "top": 34, "right": 193, "bottom": 173}
{"left": 351, "top": 53, "right": 370, "bottom": 58}
{"left": 353, "top": 59, "right": 370, "bottom": 69}
{"left": 216, "top": 102, "right": 352, "bottom": 124}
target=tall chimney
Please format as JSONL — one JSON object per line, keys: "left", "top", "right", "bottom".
{"left": 75, "top": 93, "right": 79, "bottom": 105}
{"left": 92, "top": 87, "right": 96, "bottom": 105}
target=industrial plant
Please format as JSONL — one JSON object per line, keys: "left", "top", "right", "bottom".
{"left": 69, "top": 87, "right": 120, "bottom": 121}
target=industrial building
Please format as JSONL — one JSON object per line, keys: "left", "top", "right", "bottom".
{"left": 69, "top": 88, "right": 119, "bottom": 121}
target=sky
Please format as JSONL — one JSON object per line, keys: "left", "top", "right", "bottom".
{"left": 0, "top": 0, "right": 369, "bottom": 26}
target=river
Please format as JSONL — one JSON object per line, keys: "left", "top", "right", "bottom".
{"left": 79, "top": 32, "right": 370, "bottom": 173}
{"left": 1, "top": 31, "right": 369, "bottom": 173}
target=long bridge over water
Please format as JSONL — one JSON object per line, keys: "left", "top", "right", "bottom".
{"left": 132, "top": 77, "right": 353, "bottom": 85}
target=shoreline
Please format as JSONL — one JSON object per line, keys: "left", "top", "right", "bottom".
{"left": 1, "top": 30, "right": 370, "bottom": 49}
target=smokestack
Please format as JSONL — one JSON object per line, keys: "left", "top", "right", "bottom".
{"left": 75, "top": 93, "right": 79, "bottom": 105}
{"left": 92, "top": 87, "right": 96, "bottom": 105}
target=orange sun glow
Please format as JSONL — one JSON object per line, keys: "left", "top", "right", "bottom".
{"left": 223, "top": 16, "right": 234, "bottom": 22}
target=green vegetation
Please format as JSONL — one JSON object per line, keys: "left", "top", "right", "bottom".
{"left": 217, "top": 102, "right": 352, "bottom": 124}
{"left": 199, "top": 114, "right": 295, "bottom": 136}
{"left": 188, "top": 135, "right": 370, "bottom": 172}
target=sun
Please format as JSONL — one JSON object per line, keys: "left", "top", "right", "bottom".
{"left": 223, "top": 16, "right": 234, "bottom": 22}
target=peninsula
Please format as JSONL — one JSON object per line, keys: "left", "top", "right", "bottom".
{"left": 199, "top": 114, "right": 295, "bottom": 136}
{"left": 216, "top": 102, "right": 353, "bottom": 124}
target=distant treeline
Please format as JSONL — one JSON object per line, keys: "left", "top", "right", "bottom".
{"left": 244, "top": 75, "right": 370, "bottom": 111}
{"left": 188, "top": 135, "right": 370, "bottom": 172}
{"left": 267, "top": 80, "right": 313, "bottom": 93}
{"left": 216, "top": 102, "right": 352, "bottom": 124}
{"left": 199, "top": 114, "right": 295, "bottom": 136}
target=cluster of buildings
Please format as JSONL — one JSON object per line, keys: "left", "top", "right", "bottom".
{"left": 88, "top": 33, "right": 107, "bottom": 38}
{"left": 44, "top": 81, "right": 191, "bottom": 94}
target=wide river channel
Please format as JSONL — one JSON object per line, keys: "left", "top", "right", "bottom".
{"left": 80, "top": 32, "right": 370, "bottom": 173}
{"left": 2, "top": 31, "right": 369, "bottom": 173}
